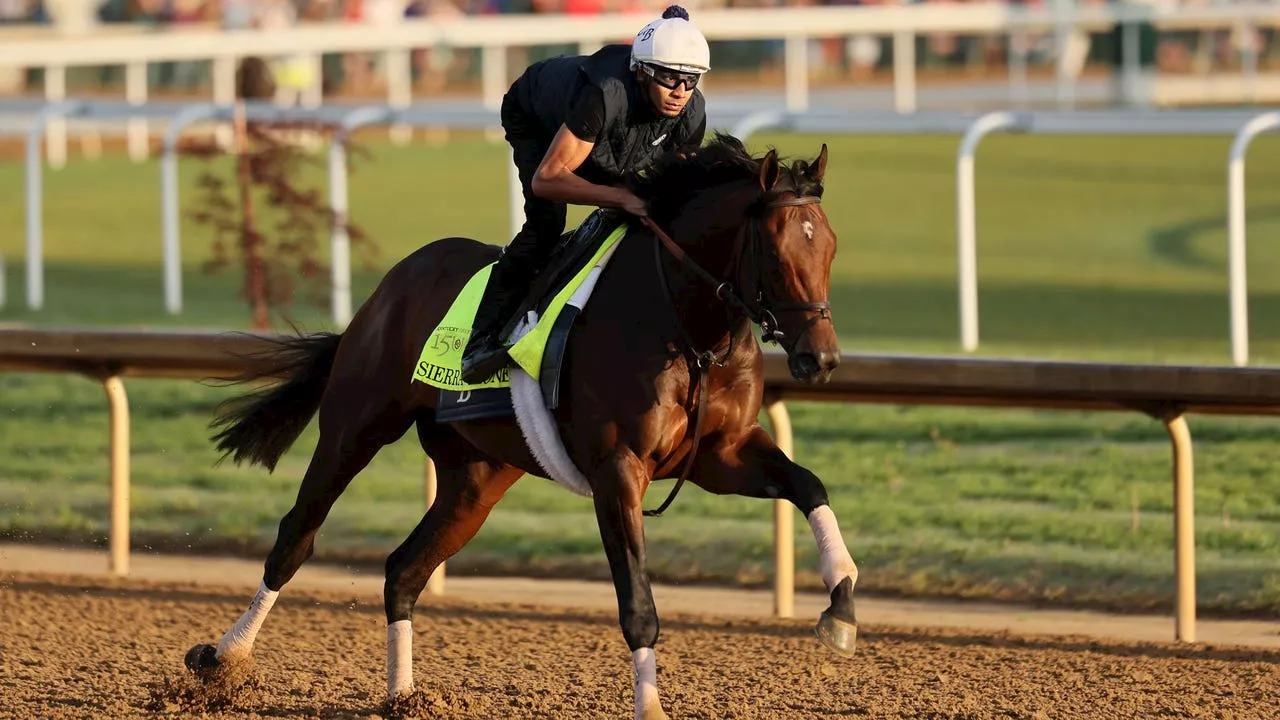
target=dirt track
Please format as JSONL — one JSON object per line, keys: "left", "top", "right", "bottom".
{"left": 3, "top": 568, "right": 1278, "bottom": 720}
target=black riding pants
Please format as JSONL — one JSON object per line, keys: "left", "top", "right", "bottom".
{"left": 470, "top": 94, "right": 571, "bottom": 338}
{"left": 503, "top": 135, "right": 567, "bottom": 283}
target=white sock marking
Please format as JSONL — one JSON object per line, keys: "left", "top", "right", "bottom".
{"left": 387, "top": 619, "right": 414, "bottom": 699}
{"left": 632, "top": 647, "right": 662, "bottom": 720}
{"left": 808, "top": 505, "right": 858, "bottom": 591}
{"left": 216, "top": 581, "right": 278, "bottom": 661}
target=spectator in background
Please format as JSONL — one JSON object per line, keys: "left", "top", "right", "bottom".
{"left": 221, "top": 0, "right": 253, "bottom": 30}
{"left": 410, "top": 0, "right": 466, "bottom": 92}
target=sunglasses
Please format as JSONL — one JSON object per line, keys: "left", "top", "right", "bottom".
{"left": 641, "top": 63, "right": 700, "bottom": 92}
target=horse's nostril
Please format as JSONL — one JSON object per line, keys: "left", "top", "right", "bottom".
{"left": 792, "top": 353, "right": 819, "bottom": 378}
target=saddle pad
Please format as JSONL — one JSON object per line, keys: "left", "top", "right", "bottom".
{"left": 412, "top": 223, "right": 628, "bottom": 393}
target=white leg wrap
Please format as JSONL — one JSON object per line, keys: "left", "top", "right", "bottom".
{"left": 808, "top": 505, "right": 858, "bottom": 592}
{"left": 632, "top": 647, "right": 662, "bottom": 720}
{"left": 387, "top": 620, "right": 414, "bottom": 699}
{"left": 216, "top": 581, "right": 279, "bottom": 661}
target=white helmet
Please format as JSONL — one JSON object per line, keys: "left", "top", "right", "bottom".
{"left": 629, "top": 5, "right": 711, "bottom": 75}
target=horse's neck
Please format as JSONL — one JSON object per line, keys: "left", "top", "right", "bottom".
{"left": 658, "top": 215, "right": 754, "bottom": 357}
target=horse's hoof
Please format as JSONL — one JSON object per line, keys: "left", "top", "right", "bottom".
{"left": 815, "top": 575, "right": 858, "bottom": 657}
{"left": 184, "top": 643, "right": 220, "bottom": 675}
{"left": 815, "top": 609, "right": 858, "bottom": 657}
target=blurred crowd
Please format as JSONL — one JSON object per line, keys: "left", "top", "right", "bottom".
{"left": 1, "top": 0, "right": 1275, "bottom": 97}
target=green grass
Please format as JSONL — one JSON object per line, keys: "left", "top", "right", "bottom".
{"left": 2, "top": 131, "right": 1280, "bottom": 615}
{"left": 4, "top": 131, "right": 1280, "bottom": 360}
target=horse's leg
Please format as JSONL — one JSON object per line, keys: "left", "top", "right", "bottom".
{"left": 382, "top": 429, "right": 522, "bottom": 699}
{"left": 589, "top": 450, "right": 667, "bottom": 720}
{"left": 186, "top": 403, "right": 414, "bottom": 674}
{"left": 694, "top": 425, "right": 860, "bottom": 656}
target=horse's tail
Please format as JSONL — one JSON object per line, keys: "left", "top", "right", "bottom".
{"left": 209, "top": 331, "right": 344, "bottom": 472}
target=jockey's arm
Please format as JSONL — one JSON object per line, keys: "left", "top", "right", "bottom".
{"left": 530, "top": 86, "right": 645, "bottom": 215}
{"left": 529, "top": 125, "right": 634, "bottom": 209}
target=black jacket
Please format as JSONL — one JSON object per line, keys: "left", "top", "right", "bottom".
{"left": 504, "top": 44, "right": 706, "bottom": 186}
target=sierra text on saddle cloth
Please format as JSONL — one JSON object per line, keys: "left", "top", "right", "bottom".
{"left": 459, "top": 3, "right": 711, "bottom": 384}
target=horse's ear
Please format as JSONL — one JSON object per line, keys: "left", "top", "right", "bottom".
{"left": 808, "top": 143, "right": 828, "bottom": 184}
{"left": 759, "top": 149, "right": 781, "bottom": 191}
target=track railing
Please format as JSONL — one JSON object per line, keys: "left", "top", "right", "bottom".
{"left": 12, "top": 101, "right": 1279, "bottom": 360}
{"left": 4, "top": 327, "right": 1280, "bottom": 642}
{"left": 731, "top": 107, "right": 1280, "bottom": 366}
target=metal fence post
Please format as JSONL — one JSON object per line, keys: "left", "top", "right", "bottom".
{"left": 765, "top": 398, "right": 795, "bottom": 619}
{"left": 956, "top": 111, "right": 1025, "bottom": 353}
{"left": 424, "top": 456, "right": 445, "bottom": 596}
{"left": 103, "top": 374, "right": 131, "bottom": 577}
{"left": 160, "top": 103, "right": 228, "bottom": 316}
{"left": 893, "top": 31, "right": 917, "bottom": 113}
{"left": 125, "top": 61, "right": 149, "bottom": 162}
{"left": 784, "top": 35, "right": 810, "bottom": 113}
{"left": 25, "top": 100, "right": 87, "bottom": 312}
{"left": 1226, "top": 111, "right": 1280, "bottom": 367}
{"left": 329, "top": 106, "right": 395, "bottom": 328}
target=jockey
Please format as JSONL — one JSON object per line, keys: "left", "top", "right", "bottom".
{"left": 460, "top": 4, "right": 711, "bottom": 383}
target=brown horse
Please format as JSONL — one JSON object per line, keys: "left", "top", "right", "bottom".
{"left": 185, "top": 133, "right": 859, "bottom": 719}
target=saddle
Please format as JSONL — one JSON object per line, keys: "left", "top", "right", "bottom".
{"left": 497, "top": 208, "right": 626, "bottom": 344}
{"left": 413, "top": 209, "right": 630, "bottom": 424}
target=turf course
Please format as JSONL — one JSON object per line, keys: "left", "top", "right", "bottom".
{"left": 2, "top": 130, "right": 1280, "bottom": 615}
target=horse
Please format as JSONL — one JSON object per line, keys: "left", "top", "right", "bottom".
{"left": 184, "top": 133, "right": 859, "bottom": 720}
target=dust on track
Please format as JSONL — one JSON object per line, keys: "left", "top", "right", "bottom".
{"left": 2, "top": 571, "right": 1277, "bottom": 720}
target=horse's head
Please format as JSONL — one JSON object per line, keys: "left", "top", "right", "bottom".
{"left": 630, "top": 134, "right": 840, "bottom": 383}
{"left": 745, "top": 144, "right": 839, "bottom": 383}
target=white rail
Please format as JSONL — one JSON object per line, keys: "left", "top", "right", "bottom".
{"left": 9, "top": 329, "right": 1280, "bottom": 641}
{"left": 11, "top": 101, "right": 1278, "bottom": 359}
{"left": 1227, "top": 112, "right": 1280, "bottom": 367}
{"left": 2, "top": 2, "right": 1279, "bottom": 138}
{"left": 731, "top": 107, "right": 1276, "bottom": 364}
{"left": 956, "top": 112, "right": 1023, "bottom": 353}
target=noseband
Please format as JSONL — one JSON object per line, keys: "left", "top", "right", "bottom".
{"left": 640, "top": 191, "right": 832, "bottom": 517}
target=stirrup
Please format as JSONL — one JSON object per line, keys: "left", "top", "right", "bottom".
{"left": 460, "top": 343, "right": 511, "bottom": 384}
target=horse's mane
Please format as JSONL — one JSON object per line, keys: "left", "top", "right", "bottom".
{"left": 625, "top": 132, "right": 823, "bottom": 221}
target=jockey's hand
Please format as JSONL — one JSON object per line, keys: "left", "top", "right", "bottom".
{"left": 617, "top": 189, "right": 649, "bottom": 218}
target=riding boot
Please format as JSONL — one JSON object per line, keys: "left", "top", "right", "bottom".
{"left": 460, "top": 261, "right": 528, "bottom": 383}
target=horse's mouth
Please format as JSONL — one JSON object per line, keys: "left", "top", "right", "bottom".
{"left": 788, "top": 350, "right": 839, "bottom": 384}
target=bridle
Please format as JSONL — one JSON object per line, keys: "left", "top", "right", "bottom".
{"left": 641, "top": 190, "right": 832, "bottom": 516}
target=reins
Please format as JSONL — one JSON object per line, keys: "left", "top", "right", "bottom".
{"left": 639, "top": 193, "right": 827, "bottom": 517}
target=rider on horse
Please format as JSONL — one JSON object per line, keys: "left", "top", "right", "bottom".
{"left": 460, "top": 4, "right": 711, "bottom": 384}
